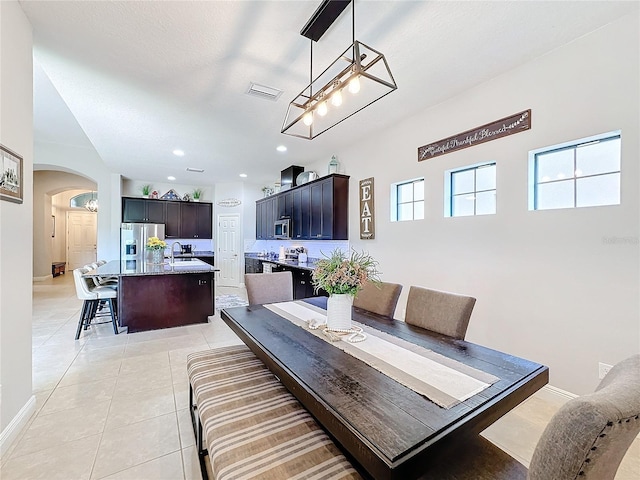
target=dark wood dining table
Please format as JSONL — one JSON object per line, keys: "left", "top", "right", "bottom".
{"left": 221, "top": 298, "right": 548, "bottom": 480}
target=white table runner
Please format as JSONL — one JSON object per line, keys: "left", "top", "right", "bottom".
{"left": 265, "top": 301, "right": 499, "bottom": 409}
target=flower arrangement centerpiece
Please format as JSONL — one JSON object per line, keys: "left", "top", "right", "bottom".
{"left": 312, "top": 249, "right": 380, "bottom": 331}
{"left": 146, "top": 236, "right": 167, "bottom": 264}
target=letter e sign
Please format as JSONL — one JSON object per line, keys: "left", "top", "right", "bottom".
{"left": 359, "top": 177, "right": 375, "bottom": 240}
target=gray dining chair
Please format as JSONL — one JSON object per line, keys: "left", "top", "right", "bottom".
{"left": 353, "top": 281, "right": 402, "bottom": 318}
{"left": 245, "top": 271, "right": 293, "bottom": 305}
{"left": 405, "top": 286, "right": 476, "bottom": 340}
{"left": 419, "top": 354, "right": 640, "bottom": 479}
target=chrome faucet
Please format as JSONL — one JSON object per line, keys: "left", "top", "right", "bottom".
{"left": 170, "top": 241, "right": 182, "bottom": 264}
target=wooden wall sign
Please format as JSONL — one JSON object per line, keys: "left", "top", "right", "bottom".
{"left": 418, "top": 109, "right": 531, "bottom": 161}
{"left": 359, "top": 177, "right": 375, "bottom": 240}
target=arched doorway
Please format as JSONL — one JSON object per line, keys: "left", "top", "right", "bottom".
{"left": 33, "top": 170, "right": 97, "bottom": 280}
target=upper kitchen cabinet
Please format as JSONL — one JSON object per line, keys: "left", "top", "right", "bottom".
{"left": 122, "top": 197, "right": 163, "bottom": 223}
{"left": 165, "top": 202, "right": 181, "bottom": 238}
{"left": 256, "top": 174, "right": 349, "bottom": 241}
{"left": 256, "top": 196, "right": 277, "bottom": 240}
{"left": 122, "top": 197, "right": 213, "bottom": 239}
{"left": 181, "top": 202, "right": 213, "bottom": 239}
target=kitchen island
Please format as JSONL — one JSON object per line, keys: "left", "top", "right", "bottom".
{"left": 87, "top": 259, "right": 218, "bottom": 333}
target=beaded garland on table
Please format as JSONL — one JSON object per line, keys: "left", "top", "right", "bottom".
{"left": 306, "top": 318, "right": 367, "bottom": 343}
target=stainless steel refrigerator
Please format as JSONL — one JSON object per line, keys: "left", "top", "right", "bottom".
{"left": 121, "top": 223, "right": 165, "bottom": 267}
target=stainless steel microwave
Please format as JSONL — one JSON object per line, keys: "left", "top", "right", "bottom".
{"left": 274, "top": 218, "right": 290, "bottom": 239}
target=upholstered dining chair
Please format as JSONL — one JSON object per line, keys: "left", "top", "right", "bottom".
{"left": 245, "top": 271, "right": 293, "bottom": 305}
{"left": 419, "top": 354, "right": 640, "bottom": 480}
{"left": 353, "top": 281, "right": 402, "bottom": 318}
{"left": 405, "top": 286, "right": 476, "bottom": 340}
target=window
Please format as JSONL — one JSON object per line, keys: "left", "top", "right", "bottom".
{"left": 391, "top": 178, "right": 424, "bottom": 221}
{"left": 529, "top": 132, "right": 621, "bottom": 210}
{"left": 445, "top": 163, "right": 496, "bottom": 217}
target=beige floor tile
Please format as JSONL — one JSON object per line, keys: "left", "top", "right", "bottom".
{"left": 114, "top": 366, "right": 173, "bottom": 396}
{"left": 40, "top": 377, "right": 117, "bottom": 414}
{"left": 120, "top": 351, "right": 170, "bottom": 375}
{"left": 123, "top": 338, "right": 174, "bottom": 358}
{"left": 173, "top": 381, "right": 190, "bottom": 410}
{"left": 182, "top": 446, "right": 203, "bottom": 480}
{"left": 59, "top": 359, "right": 122, "bottom": 387}
{"left": 91, "top": 413, "right": 180, "bottom": 479}
{"left": 74, "top": 344, "right": 126, "bottom": 363}
{"left": 177, "top": 408, "right": 195, "bottom": 448}
{"left": 105, "top": 385, "right": 176, "bottom": 430}
{"left": 0, "top": 434, "right": 100, "bottom": 480}
{"left": 97, "top": 451, "right": 185, "bottom": 480}
{"left": 11, "top": 400, "right": 110, "bottom": 458}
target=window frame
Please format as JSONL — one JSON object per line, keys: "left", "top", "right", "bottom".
{"left": 444, "top": 162, "right": 497, "bottom": 217}
{"left": 528, "top": 130, "right": 621, "bottom": 211}
{"left": 390, "top": 177, "right": 424, "bottom": 222}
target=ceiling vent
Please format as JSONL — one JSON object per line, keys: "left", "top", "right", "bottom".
{"left": 186, "top": 167, "right": 205, "bottom": 173}
{"left": 246, "top": 82, "right": 283, "bottom": 102}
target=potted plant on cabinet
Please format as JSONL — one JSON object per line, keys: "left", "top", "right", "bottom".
{"left": 192, "top": 188, "right": 203, "bottom": 202}
{"left": 141, "top": 184, "right": 152, "bottom": 199}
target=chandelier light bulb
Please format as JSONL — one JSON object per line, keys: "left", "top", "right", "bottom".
{"left": 317, "top": 100, "right": 328, "bottom": 116}
{"left": 331, "top": 89, "right": 343, "bottom": 107}
{"left": 348, "top": 76, "right": 361, "bottom": 94}
{"left": 303, "top": 111, "right": 314, "bottom": 126}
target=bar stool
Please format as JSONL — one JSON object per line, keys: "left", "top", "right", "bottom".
{"left": 73, "top": 267, "right": 119, "bottom": 340}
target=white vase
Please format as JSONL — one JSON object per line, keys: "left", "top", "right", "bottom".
{"left": 326, "top": 294, "right": 353, "bottom": 331}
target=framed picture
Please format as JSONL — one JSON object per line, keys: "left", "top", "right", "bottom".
{"left": 0, "top": 144, "right": 23, "bottom": 204}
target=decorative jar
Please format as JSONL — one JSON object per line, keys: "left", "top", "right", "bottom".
{"left": 326, "top": 294, "right": 353, "bottom": 331}
{"left": 150, "top": 249, "right": 165, "bottom": 264}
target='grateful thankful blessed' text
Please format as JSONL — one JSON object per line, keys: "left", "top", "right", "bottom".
{"left": 418, "top": 110, "right": 531, "bottom": 161}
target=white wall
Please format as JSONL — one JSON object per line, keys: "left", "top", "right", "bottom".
{"left": 0, "top": 0, "right": 34, "bottom": 438}
{"left": 122, "top": 178, "right": 213, "bottom": 203}
{"left": 34, "top": 144, "right": 121, "bottom": 262}
{"left": 308, "top": 13, "right": 639, "bottom": 395}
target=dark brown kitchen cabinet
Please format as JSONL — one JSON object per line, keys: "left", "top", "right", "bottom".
{"left": 123, "top": 197, "right": 165, "bottom": 223}
{"left": 181, "top": 202, "right": 212, "bottom": 239}
{"left": 122, "top": 197, "right": 212, "bottom": 239}
{"left": 256, "top": 196, "right": 277, "bottom": 239}
{"left": 244, "top": 256, "right": 262, "bottom": 274}
{"left": 255, "top": 174, "right": 348, "bottom": 241}
{"left": 165, "top": 202, "right": 181, "bottom": 238}
{"left": 277, "top": 191, "right": 293, "bottom": 219}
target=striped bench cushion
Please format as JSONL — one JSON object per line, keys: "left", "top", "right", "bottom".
{"left": 187, "top": 346, "right": 361, "bottom": 480}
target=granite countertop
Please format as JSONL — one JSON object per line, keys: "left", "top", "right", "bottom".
{"left": 245, "top": 253, "right": 319, "bottom": 271}
{"left": 85, "top": 259, "right": 219, "bottom": 277}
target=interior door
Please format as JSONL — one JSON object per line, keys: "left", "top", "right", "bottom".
{"left": 67, "top": 211, "right": 97, "bottom": 269}
{"left": 217, "top": 214, "right": 241, "bottom": 287}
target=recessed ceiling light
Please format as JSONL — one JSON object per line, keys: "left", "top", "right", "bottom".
{"left": 172, "top": 149, "right": 185, "bottom": 157}
{"left": 276, "top": 145, "right": 287, "bottom": 152}
{"left": 239, "top": 173, "right": 248, "bottom": 178}
{"left": 167, "top": 176, "right": 176, "bottom": 181}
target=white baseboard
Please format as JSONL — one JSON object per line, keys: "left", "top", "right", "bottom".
{"left": 33, "top": 274, "right": 53, "bottom": 282}
{"left": 538, "top": 384, "right": 578, "bottom": 403}
{"left": 0, "top": 395, "right": 36, "bottom": 457}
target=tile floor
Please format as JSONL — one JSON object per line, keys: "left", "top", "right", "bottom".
{"left": 0, "top": 274, "right": 637, "bottom": 479}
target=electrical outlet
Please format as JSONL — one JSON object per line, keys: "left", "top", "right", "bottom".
{"left": 598, "top": 362, "right": 613, "bottom": 379}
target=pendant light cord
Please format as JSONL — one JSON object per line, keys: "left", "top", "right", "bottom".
{"left": 352, "top": 0, "right": 355, "bottom": 45}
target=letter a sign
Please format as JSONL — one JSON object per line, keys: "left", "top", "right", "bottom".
{"left": 359, "top": 177, "right": 375, "bottom": 240}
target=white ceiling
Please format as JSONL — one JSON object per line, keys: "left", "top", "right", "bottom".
{"left": 21, "top": 0, "right": 638, "bottom": 186}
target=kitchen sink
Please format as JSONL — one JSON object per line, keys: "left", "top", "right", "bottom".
{"left": 168, "top": 258, "right": 207, "bottom": 267}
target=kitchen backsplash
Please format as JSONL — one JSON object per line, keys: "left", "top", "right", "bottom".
{"left": 167, "top": 238, "right": 214, "bottom": 252}
{"left": 245, "top": 240, "right": 350, "bottom": 259}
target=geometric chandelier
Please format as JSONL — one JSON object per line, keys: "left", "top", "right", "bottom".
{"left": 281, "top": 1, "right": 397, "bottom": 140}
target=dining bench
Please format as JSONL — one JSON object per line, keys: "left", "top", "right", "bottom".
{"left": 187, "top": 345, "right": 361, "bottom": 480}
